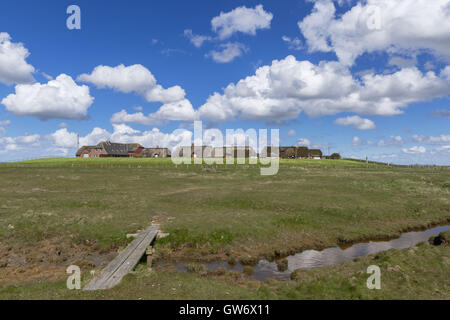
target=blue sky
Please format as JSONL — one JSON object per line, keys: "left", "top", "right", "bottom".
{"left": 0, "top": 0, "right": 449, "bottom": 164}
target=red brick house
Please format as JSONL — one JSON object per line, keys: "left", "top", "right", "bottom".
{"left": 76, "top": 141, "right": 144, "bottom": 158}
{"left": 261, "top": 146, "right": 322, "bottom": 159}
{"left": 308, "top": 149, "right": 323, "bottom": 159}
{"left": 140, "top": 147, "right": 171, "bottom": 158}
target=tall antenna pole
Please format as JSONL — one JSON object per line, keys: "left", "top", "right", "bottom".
{"left": 77, "top": 134, "right": 79, "bottom": 150}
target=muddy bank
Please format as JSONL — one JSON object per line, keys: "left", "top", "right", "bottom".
{"left": 0, "top": 238, "right": 117, "bottom": 283}
{"left": 336, "top": 219, "right": 450, "bottom": 246}
{"left": 154, "top": 219, "right": 450, "bottom": 266}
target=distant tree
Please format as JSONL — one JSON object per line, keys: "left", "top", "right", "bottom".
{"left": 330, "top": 153, "right": 341, "bottom": 160}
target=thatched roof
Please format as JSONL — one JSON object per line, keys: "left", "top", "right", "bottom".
{"left": 212, "top": 146, "right": 257, "bottom": 158}
{"left": 172, "top": 145, "right": 210, "bottom": 157}
{"left": 261, "top": 146, "right": 322, "bottom": 158}
{"left": 309, "top": 149, "right": 323, "bottom": 157}
{"left": 96, "top": 141, "right": 143, "bottom": 156}
{"left": 141, "top": 147, "right": 171, "bottom": 157}
{"left": 296, "top": 146, "right": 309, "bottom": 157}
{"left": 75, "top": 146, "right": 96, "bottom": 156}
{"left": 76, "top": 141, "right": 144, "bottom": 156}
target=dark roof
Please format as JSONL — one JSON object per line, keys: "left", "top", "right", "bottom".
{"left": 262, "top": 146, "right": 322, "bottom": 158}
{"left": 97, "top": 141, "right": 143, "bottom": 156}
{"left": 212, "top": 146, "right": 256, "bottom": 151}
{"left": 280, "top": 146, "right": 296, "bottom": 152}
{"left": 280, "top": 146, "right": 296, "bottom": 157}
{"left": 309, "top": 149, "right": 323, "bottom": 157}
{"left": 141, "top": 148, "right": 171, "bottom": 157}
{"left": 296, "top": 146, "right": 309, "bottom": 157}
{"left": 173, "top": 145, "right": 210, "bottom": 156}
{"left": 75, "top": 146, "right": 96, "bottom": 156}
{"left": 212, "top": 146, "right": 257, "bottom": 157}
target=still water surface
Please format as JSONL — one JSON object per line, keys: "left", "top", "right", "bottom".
{"left": 175, "top": 225, "right": 450, "bottom": 281}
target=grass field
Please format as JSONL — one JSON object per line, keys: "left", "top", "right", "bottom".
{"left": 0, "top": 158, "right": 449, "bottom": 299}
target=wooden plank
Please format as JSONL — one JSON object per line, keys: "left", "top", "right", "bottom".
{"left": 83, "top": 225, "right": 159, "bottom": 290}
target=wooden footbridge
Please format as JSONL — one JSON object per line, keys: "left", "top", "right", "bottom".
{"left": 83, "top": 225, "right": 160, "bottom": 291}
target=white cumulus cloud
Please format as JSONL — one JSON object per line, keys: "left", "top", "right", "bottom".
{"left": 77, "top": 64, "right": 185, "bottom": 104}
{"left": 335, "top": 115, "right": 376, "bottom": 130}
{"left": 111, "top": 99, "right": 197, "bottom": 126}
{"left": 211, "top": 5, "right": 273, "bottom": 40}
{"left": 282, "top": 36, "right": 303, "bottom": 51}
{"left": 50, "top": 128, "right": 78, "bottom": 148}
{"left": 197, "top": 55, "right": 450, "bottom": 122}
{"left": 110, "top": 110, "right": 160, "bottom": 126}
{"left": 299, "top": 0, "right": 450, "bottom": 66}
{"left": 402, "top": 146, "right": 427, "bottom": 154}
{"left": 352, "top": 136, "right": 362, "bottom": 146}
{"left": 57, "top": 125, "right": 193, "bottom": 151}
{"left": 0, "top": 32, "right": 35, "bottom": 85}
{"left": 1, "top": 74, "right": 94, "bottom": 120}
{"left": 412, "top": 134, "right": 450, "bottom": 145}
{"left": 0, "top": 133, "right": 40, "bottom": 154}
{"left": 377, "top": 136, "right": 404, "bottom": 147}
{"left": 207, "top": 42, "right": 248, "bottom": 63}
{"left": 297, "top": 138, "right": 311, "bottom": 147}
{"left": 184, "top": 29, "right": 212, "bottom": 48}
{"left": 1, "top": 125, "right": 196, "bottom": 161}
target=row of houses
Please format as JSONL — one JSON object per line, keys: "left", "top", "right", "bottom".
{"left": 270, "top": 146, "right": 323, "bottom": 159}
{"left": 173, "top": 145, "right": 323, "bottom": 159}
{"left": 76, "top": 141, "right": 170, "bottom": 158}
{"left": 174, "top": 145, "right": 257, "bottom": 159}
{"left": 76, "top": 141, "right": 323, "bottom": 159}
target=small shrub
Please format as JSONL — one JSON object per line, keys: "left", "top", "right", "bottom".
{"left": 240, "top": 256, "right": 258, "bottom": 265}
{"left": 276, "top": 258, "right": 288, "bottom": 272}
{"left": 186, "top": 263, "right": 207, "bottom": 276}
{"left": 243, "top": 266, "right": 254, "bottom": 276}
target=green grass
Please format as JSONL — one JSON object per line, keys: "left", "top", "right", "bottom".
{"left": 0, "top": 158, "right": 448, "bottom": 299}
{"left": 2, "top": 157, "right": 390, "bottom": 168}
